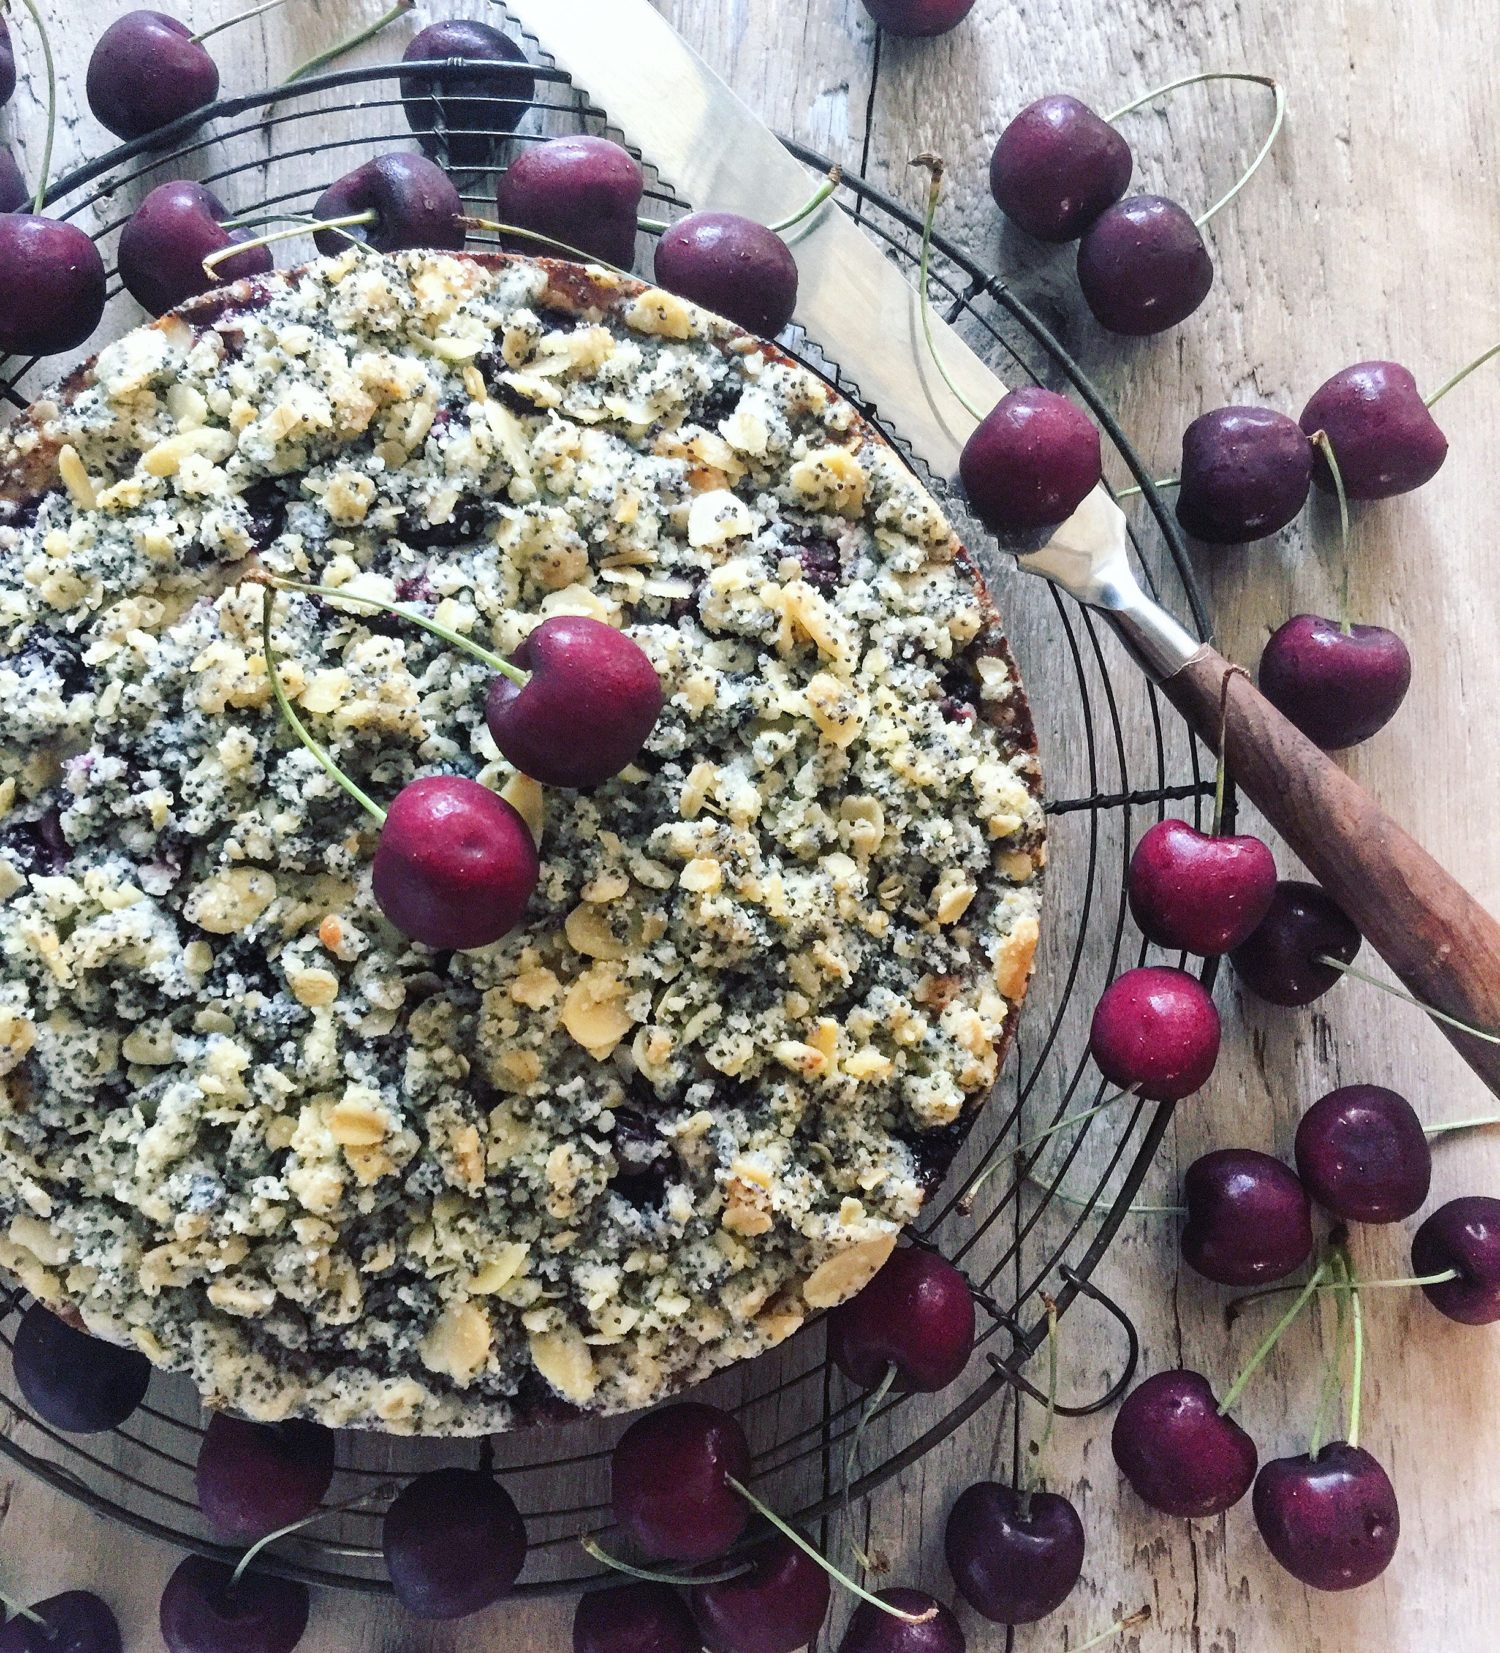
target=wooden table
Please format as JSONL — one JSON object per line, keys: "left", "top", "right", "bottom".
{"left": 6, "top": 2, "right": 1498, "bottom": 1648}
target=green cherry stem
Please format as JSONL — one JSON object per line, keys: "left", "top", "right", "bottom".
{"left": 1017, "top": 1295, "right": 1060, "bottom": 1517}
{"left": 1218, "top": 1256, "right": 1331, "bottom": 1416}
{"left": 0, "top": 1589, "right": 47, "bottom": 1629}
{"left": 1023, "top": 1172, "right": 1185, "bottom": 1217}
{"left": 1225, "top": 1267, "right": 1460, "bottom": 1325}
{"left": 1211, "top": 664, "right": 1251, "bottom": 836}
{"left": 1307, "top": 1251, "right": 1350, "bottom": 1460}
{"left": 1114, "top": 476, "right": 1181, "bottom": 499}
{"left": 636, "top": 215, "right": 670, "bottom": 234}
{"left": 1339, "top": 1245, "right": 1365, "bottom": 1450}
{"left": 14, "top": 0, "right": 56, "bottom": 216}
{"left": 191, "top": 0, "right": 296, "bottom": 45}
{"left": 909, "top": 153, "right": 984, "bottom": 425}
{"left": 1313, "top": 954, "right": 1500, "bottom": 1045}
{"left": 725, "top": 1477, "right": 935, "bottom": 1625}
{"left": 283, "top": 0, "right": 414, "bottom": 85}
{"left": 462, "top": 215, "right": 633, "bottom": 282}
{"left": 230, "top": 1480, "right": 399, "bottom": 1589}
{"left": 579, "top": 1537, "right": 751, "bottom": 1588}
{"left": 769, "top": 166, "right": 843, "bottom": 234}
{"left": 1425, "top": 341, "right": 1500, "bottom": 408}
{"left": 841, "top": 1359, "right": 899, "bottom": 1576}
{"left": 958, "top": 1088, "right": 1140, "bottom": 1215}
{"left": 1306, "top": 430, "right": 1353, "bottom": 632}
{"left": 1425, "top": 1114, "right": 1500, "bottom": 1136}
{"left": 1074, "top": 1607, "right": 1152, "bottom": 1651}
{"left": 202, "top": 211, "right": 377, "bottom": 275}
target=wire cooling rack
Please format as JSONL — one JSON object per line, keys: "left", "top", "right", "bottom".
{"left": 0, "top": 24, "right": 1219, "bottom": 1608}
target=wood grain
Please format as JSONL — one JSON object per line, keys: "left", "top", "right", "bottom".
{"left": 2, "top": 2, "right": 1498, "bottom": 1652}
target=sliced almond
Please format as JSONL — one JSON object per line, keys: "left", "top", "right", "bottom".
{"left": 801, "top": 1233, "right": 899, "bottom": 1310}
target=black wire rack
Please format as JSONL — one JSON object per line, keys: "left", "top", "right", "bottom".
{"left": 0, "top": 18, "right": 1221, "bottom": 1611}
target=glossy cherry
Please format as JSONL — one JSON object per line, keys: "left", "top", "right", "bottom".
{"left": 1174, "top": 406, "right": 1314, "bottom": 543}
{"left": 689, "top": 1536, "right": 831, "bottom": 1653}
{"left": 0, "top": 216, "right": 107, "bottom": 357}
{"left": 1112, "top": 1369, "right": 1258, "bottom": 1517}
{"left": 1229, "top": 879, "right": 1361, "bottom": 1006}
{"left": 1089, "top": 965, "right": 1221, "bottom": 1101}
{"left": 1076, "top": 195, "right": 1214, "bottom": 335}
{"left": 860, "top": 0, "right": 977, "bottom": 36}
{"left": 1258, "top": 615, "right": 1412, "bottom": 751}
{"left": 401, "top": 20, "right": 536, "bottom": 169}
{"left": 1293, "top": 1085, "right": 1430, "bottom": 1224}
{"left": 572, "top": 1581, "right": 700, "bottom": 1653}
{"left": 312, "top": 152, "right": 466, "bottom": 257}
{"left": 12, "top": 1304, "right": 151, "bottom": 1433}
{"left": 826, "top": 1245, "right": 975, "bottom": 1392}
{"left": 159, "top": 1558, "right": 309, "bottom": 1653}
{"left": 1180, "top": 1149, "right": 1314, "bottom": 1287}
{"left": 989, "top": 94, "right": 1132, "bottom": 243}
{"left": 959, "top": 387, "right": 1102, "bottom": 535}
{"left": 195, "top": 1414, "right": 336, "bottom": 1541}
{"left": 382, "top": 1468, "right": 528, "bottom": 1620}
{"left": 1300, "top": 361, "right": 1448, "bottom": 499}
{"left": 0, "top": 1591, "right": 121, "bottom": 1653}
{"left": 611, "top": 1402, "right": 752, "bottom": 1562}
{"left": 1253, "top": 1443, "right": 1400, "bottom": 1591}
{"left": 485, "top": 616, "right": 663, "bottom": 788}
{"left": 945, "top": 1481, "right": 1084, "bottom": 1624}
{"left": 1129, "top": 818, "right": 1278, "bottom": 956}
{"left": 838, "top": 1588, "right": 965, "bottom": 1653}
{"left": 87, "top": 12, "right": 218, "bottom": 143}
{"left": 653, "top": 212, "right": 798, "bottom": 336}
{"left": 496, "top": 135, "right": 644, "bottom": 269}
{"left": 1410, "top": 1196, "right": 1500, "bottom": 1324}
{"left": 118, "top": 180, "right": 273, "bottom": 317}
{"left": 0, "top": 146, "right": 26, "bottom": 215}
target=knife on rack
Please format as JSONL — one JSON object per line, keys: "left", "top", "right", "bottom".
{"left": 503, "top": 0, "right": 1500, "bottom": 1097}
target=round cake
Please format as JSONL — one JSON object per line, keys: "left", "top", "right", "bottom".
{"left": 0, "top": 249, "right": 1044, "bottom": 1434}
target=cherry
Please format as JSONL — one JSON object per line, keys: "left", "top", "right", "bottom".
{"left": 838, "top": 1589, "right": 965, "bottom": 1653}
{"left": 159, "top": 1558, "right": 309, "bottom": 1653}
{"left": 196, "top": 1414, "right": 336, "bottom": 1542}
{"left": 989, "top": 95, "right": 1132, "bottom": 243}
{"left": 959, "top": 387, "right": 1102, "bottom": 535}
{"left": 860, "top": 0, "right": 976, "bottom": 35}
{"left": 485, "top": 616, "right": 663, "bottom": 788}
{"left": 0, "top": 146, "right": 27, "bottom": 215}
{"left": 401, "top": 20, "right": 536, "bottom": 169}
{"left": 1174, "top": 406, "right": 1314, "bottom": 543}
{"left": 1294, "top": 1085, "right": 1430, "bottom": 1224}
{"left": 572, "top": 1581, "right": 700, "bottom": 1653}
{"left": 496, "top": 136, "right": 644, "bottom": 269}
{"left": 0, "top": 17, "right": 13, "bottom": 107}
{"left": 653, "top": 213, "right": 798, "bottom": 336}
{"left": 383, "top": 1467, "right": 528, "bottom": 1619}
{"left": 826, "top": 1245, "right": 974, "bottom": 1392}
{"left": 0, "top": 1591, "right": 121, "bottom": 1653}
{"left": 86, "top": 12, "right": 220, "bottom": 143}
{"left": 1300, "top": 361, "right": 1447, "bottom": 500}
{"left": 1111, "top": 1369, "right": 1258, "bottom": 1517}
{"left": 1180, "top": 1149, "right": 1314, "bottom": 1287}
{"left": 1076, "top": 195, "right": 1214, "bottom": 335}
{"left": 1410, "top": 1196, "right": 1500, "bottom": 1325}
{"left": 312, "top": 153, "right": 466, "bottom": 257}
{"left": 0, "top": 216, "right": 106, "bottom": 357}
{"left": 1229, "top": 879, "right": 1361, "bottom": 1006}
{"left": 1257, "top": 614, "right": 1412, "bottom": 751}
{"left": 12, "top": 1304, "right": 151, "bottom": 1433}
{"left": 1253, "top": 1442, "right": 1399, "bottom": 1591}
{"left": 1129, "top": 818, "right": 1278, "bottom": 956}
{"left": 1089, "top": 965, "right": 1221, "bottom": 1102}
{"left": 611, "top": 1402, "right": 752, "bottom": 1563}
{"left": 944, "top": 1482, "right": 1083, "bottom": 1624}
{"left": 689, "top": 1536, "right": 830, "bottom": 1653}
{"left": 118, "top": 181, "right": 273, "bottom": 317}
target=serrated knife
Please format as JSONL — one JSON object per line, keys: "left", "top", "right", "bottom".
{"left": 504, "top": 0, "right": 1500, "bottom": 1098}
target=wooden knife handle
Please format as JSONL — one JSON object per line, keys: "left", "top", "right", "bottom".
{"left": 1160, "top": 645, "right": 1500, "bottom": 1098}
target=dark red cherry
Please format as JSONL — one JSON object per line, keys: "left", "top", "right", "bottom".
{"left": 496, "top": 136, "right": 644, "bottom": 269}
{"left": 989, "top": 95, "right": 1132, "bottom": 242}
{"left": 312, "top": 153, "right": 466, "bottom": 257}
{"left": 1300, "top": 361, "right": 1447, "bottom": 499}
{"left": 159, "top": 1558, "right": 309, "bottom": 1653}
{"left": 838, "top": 1588, "right": 965, "bottom": 1653}
{"left": 1129, "top": 818, "right": 1278, "bottom": 957}
{"left": 370, "top": 775, "right": 538, "bottom": 951}
{"left": 1253, "top": 1443, "right": 1399, "bottom": 1591}
{"left": 1293, "top": 1085, "right": 1430, "bottom": 1224}
{"left": 944, "top": 1481, "right": 1084, "bottom": 1624}
{"left": 87, "top": 12, "right": 218, "bottom": 143}
{"left": 1180, "top": 1149, "right": 1314, "bottom": 1287}
{"left": 0, "top": 145, "right": 26, "bottom": 214}
{"left": 1229, "top": 879, "right": 1360, "bottom": 1006}
{"left": 1410, "top": 1196, "right": 1500, "bottom": 1325}
{"left": 959, "top": 387, "right": 1101, "bottom": 535}
{"left": 485, "top": 616, "right": 663, "bottom": 789}
{"left": 383, "top": 1468, "right": 528, "bottom": 1620}
{"left": 0, "top": 1591, "right": 121, "bottom": 1653}
{"left": 1089, "top": 965, "right": 1221, "bottom": 1102}
{"left": 0, "top": 18, "right": 13, "bottom": 109}
{"left": 826, "top": 1245, "right": 974, "bottom": 1392}
{"left": 12, "top": 1304, "right": 151, "bottom": 1432}
{"left": 1076, "top": 195, "right": 1214, "bottom": 335}
{"left": 572, "top": 1581, "right": 700, "bottom": 1653}
{"left": 195, "top": 1414, "right": 336, "bottom": 1541}
{"left": 1258, "top": 614, "right": 1412, "bottom": 751}
{"left": 401, "top": 20, "right": 535, "bottom": 169}
{"left": 0, "top": 217, "right": 107, "bottom": 357}
{"left": 689, "top": 1536, "right": 830, "bottom": 1653}
{"left": 860, "top": 0, "right": 977, "bottom": 35}
{"left": 118, "top": 181, "right": 273, "bottom": 317}
{"left": 653, "top": 213, "right": 798, "bottom": 336}
{"left": 1174, "top": 406, "right": 1314, "bottom": 544}
{"left": 1111, "top": 1369, "right": 1258, "bottom": 1517}
{"left": 611, "top": 1402, "right": 752, "bottom": 1563}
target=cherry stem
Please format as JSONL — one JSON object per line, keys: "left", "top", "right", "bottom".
{"left": 1308, "top": 1251, "right": 1350, "bottom": 1460}
{"left": 1104, "top": 71, "right": 1285, "bottom": 229}
{"left": 1313, "top": 954, "right": 1500, "bottom": 1046}
{"left": 1212, "top": 664, "right": 1250, "bottom": 835}
{"left": 191, "top": 0, "right": 295, "bottom": 46}
{"left": 1306, "top": 430, "right": 1353, "bottom": 632}
{"left": 636, "top": 216, "right": 670, "bottom": 235}
{"left": 1074, "top": 1607, "right": 1152, "bottom": 1651}
{"left": 1226, "top": 1267, "right": 1460, "bottom": 1324}
{"left": 1218, "top": 1256, "right": 1331, "bottom": 1416}
{"left": 283, "top": 0, "right": 414, "bottom": 86}
{"left": 1339, "top": 1244, "right": 1365, "bottom": 1451}
{"left": 13, "top": 0, "right": 55, "bottom": 216}
{"left": 1018, "top": 1294, "right": 1060, "bottom": 1516}
{"left": 0, "top": 1589, "right": 47, "bottom": 1629}
{"left": 1425, "top": 1114, "right": 1500, "bottom": 1136}
{"left": 726, "top": 1477, "right": 935, "bottom": 1625}
{"left": 258, "top": 586, "right": 387, "bottom": 827}
{"left": 230, "top": 1480, "right": 399, "bottom": 1590}
{"left": 1425, "top": 340, "right": 1500, "bottom": 408}
{"left": 579, "top": 1537, "right": 751, "bottom": 1588}
{"left": 462, "top": 215, "right": 632, "bottom": 281}
{"left": 249, "top": 570, "right": 527, "bottom": 686}
{"left": 769, "top": 166, "right": 843, "bottom": 234}
{"left": 1023, "top": 1171, "right": 1185, "bottom": 1217}
{"left": 1114, "top": 476, "right": 1180, "bottom": 499}
{"left": 841, "top": 1360, "right": 898, "bottom": 1576}
{"left": 959, "top": 1088, "right": 1139, "bottom": 1215}
{"left": 909, "top": 153, "right": 984, "bottom": 426}
{"left": 203, "top": 211, "right": 377, "bottom": 275}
